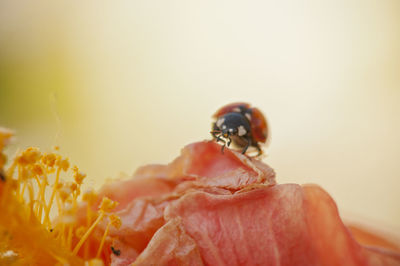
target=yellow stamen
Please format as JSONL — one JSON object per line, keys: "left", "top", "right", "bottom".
{"left": 20, "top": 179, "right": 27, "bottom": 202}
{"left": 72, "top": 212, "right": 105, "bottom": 255}
{"left": 58, "top": 222, "right": 66, "bottom": 244}
{"left": 96, "top": 220, "right": 111, "bottom": 258}
{"left": 1, "top": 143, "right": 122, "bottom": 264}
{"left": 48, "top": 250, "right": 69, "bottom": 265}
{"left": 44, "top": 166, "right": 61, "bottom": 227}
{"left": 55, "top": 192, "right": 62, "bottom": 219}
{"left": 36, "top": 175, "right": 48, "bottom": 222}
{"left": 73, "top": 165, "right": 86, "bottom": 185}
{"left": 27, "top": 179, "right": 35, "bottom": 220}
{"left": 84, "top": 203, "right": 93, "bottom": 259}
{"left": 96, "top": 214, "right": 121, "bottom": 258}
{"left": 5, "top": 159, "right": 17, "bottom": 181}
{"left": 67, "top": 225, "right": 74, "bottom": 250}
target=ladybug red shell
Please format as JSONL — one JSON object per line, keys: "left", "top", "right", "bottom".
{"left": 211, "top": 102, "right": 269, "bottom": 155}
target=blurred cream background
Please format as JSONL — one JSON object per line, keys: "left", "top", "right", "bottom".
{"left": 0, "top": 1, "right": 399, "bottom": 232}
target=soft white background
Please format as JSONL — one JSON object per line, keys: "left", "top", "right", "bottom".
{"left": 0, "top": 0, "right": 399, "bottom": 235}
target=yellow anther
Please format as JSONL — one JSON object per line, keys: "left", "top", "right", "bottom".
{"left": 32, "top": 164, "right": 44, "bottom": 176}
{"left": 58, "top": 183, "right": 72, "bottom": 202}
{"left": 41, "top": 153, "right": 57, "bottom": 168}
{"left": 82, "top": 189, "right": 98, "bottom": 204}
{"left": 99, "top": 197, "right": 118, "bottom": 213}
{"left": 17, "top": 147, "right": 41, "bottom": 165}
{"left": 109, "top": 214, "right": 122, "bottom": 229}
{"left": 72, "top": 166, "right": 86, "bottom": 185}
{"left": 68, "top": 182, "right": 78, "bottom": 192}
{"left": 58, "top": 158, "right": 70, "bottom": 172}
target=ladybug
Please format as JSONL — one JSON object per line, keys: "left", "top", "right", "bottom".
{"left": 211, "top": 102, "right": 268, "bottom": 155}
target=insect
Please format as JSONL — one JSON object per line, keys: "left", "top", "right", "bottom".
{"left": 211, "top": 102, "right": 268, "bottom": 155}
{"left": 111, "top": 246, "right": 121, "bottom": 256}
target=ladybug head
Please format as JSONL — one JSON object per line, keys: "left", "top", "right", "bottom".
{"left": 214, "top": 112, "right": 250, "bottom": 138}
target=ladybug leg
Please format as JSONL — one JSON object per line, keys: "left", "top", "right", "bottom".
{"left": 214, "top": 135, "right": 227, "bottom": 154}
{"left": 219, "top": 138, "right": 227, "bottom": 154}
{"left": 216, "top": 135, "right": 224, "bottom": 144}
{"left": 227, "top": 137, "right": 232, "bottom": 147}
{"left": 210, "top": 130, "right": 220, "bottom": 140}
{"left": 241, "top": 137, "right": 251, "bottom": 154}
{"left": 210, "top": 130, "right": 228, "bottom": 154}
{"left": 221, "top": 141, "right": 226, "bottom": 154}
{"left": 254, "top": 142, "right": 263, "bottom": 156}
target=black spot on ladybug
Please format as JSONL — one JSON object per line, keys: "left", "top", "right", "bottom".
{"left": 111, "top": 246, "right": 121, "bottom": 256}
